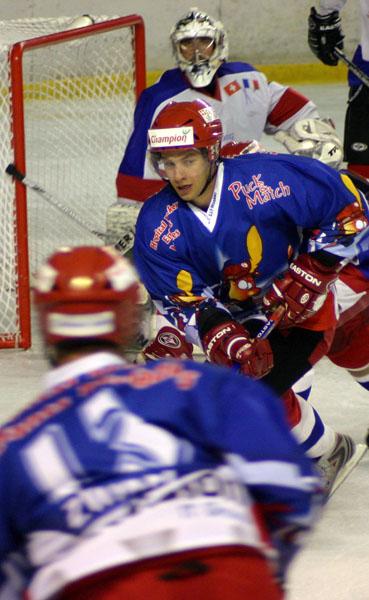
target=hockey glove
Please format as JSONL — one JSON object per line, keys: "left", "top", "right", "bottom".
{"left": 142, "top": 326, "right": 193, "bottom": 361}
{"left": 220, "top": 140, "right": 266, "bottom": 158}
{"left": 201, "top": 320, "right": 273, "bottom": 379}
{"left": 308, "top": 7, "right": 344, "bottom": 66}
{"left": 262, "top": 253, "right": 339, "bottom": 328}
{"left": 274, "top": 118, "right": 343, "bottom": 169}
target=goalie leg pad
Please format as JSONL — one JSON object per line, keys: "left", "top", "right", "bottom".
{"left": 105, "top": 201, "right": 142, "bottom": 255}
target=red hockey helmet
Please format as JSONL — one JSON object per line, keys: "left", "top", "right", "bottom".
{"left": 34, "top": 246, "right": 141, "bottom": 346}
{"left": 148, "top": 99, "right": 223, "bottom": 178}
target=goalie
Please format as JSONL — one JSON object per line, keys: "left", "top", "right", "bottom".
{"left": 116, "top": 7, "right": 343, "bottom": 208}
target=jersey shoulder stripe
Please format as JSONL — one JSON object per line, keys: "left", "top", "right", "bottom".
{"left": 218, "top": 61, "right": 260, "bottom": 76}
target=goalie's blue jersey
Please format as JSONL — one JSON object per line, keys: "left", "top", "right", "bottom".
{"left": 134, "top": 153, "right": 369, "bottom": 339}
{"left": 0, "top": 353, "right": 321, "bottom": 598}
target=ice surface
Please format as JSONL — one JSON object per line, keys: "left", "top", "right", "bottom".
{"left": 1, "top": 84, "right": 368, "bottom": 599}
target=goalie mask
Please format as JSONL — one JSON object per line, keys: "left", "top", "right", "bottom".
{"left": 170, "top": 8, "right": 228, "bottom": 88}
{"left": 148, "top": 99, "right": 223, "bottom": 180}
{"left": 34, "top": 246, "right": 140, "bottom": 346}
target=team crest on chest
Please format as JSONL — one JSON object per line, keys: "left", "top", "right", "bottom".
{"left": 222, "top": 225, "right": 263, "bottom": 301}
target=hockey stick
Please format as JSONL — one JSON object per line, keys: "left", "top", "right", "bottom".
{"left": 5, "top": 163, "right": 134, "bottom": 255}
{"left": 255, "top": 305, "right": 285, "bottom": 339}
{"left": 334, "top": 47, "right": 369, "bottom": 89}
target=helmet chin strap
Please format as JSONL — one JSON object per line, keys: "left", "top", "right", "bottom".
{"left": 198, "top": 159, "right": 218, "bottom": 197}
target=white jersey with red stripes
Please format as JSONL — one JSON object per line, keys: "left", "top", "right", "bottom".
{"left": 116, "top": 62, "right": 319, "bottom": 201}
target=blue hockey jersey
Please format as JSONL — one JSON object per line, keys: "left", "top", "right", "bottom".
{"left": 0, "top": 353, "right": 322, "bottom": 599}
{"left": 134, "top": 153, "right": 369, "bottom": 343}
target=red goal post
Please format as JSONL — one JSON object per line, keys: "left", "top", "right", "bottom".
{"left": 0, "top": 15, "right": 146, "bottom": 349}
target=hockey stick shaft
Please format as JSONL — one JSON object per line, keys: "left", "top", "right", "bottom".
{"left": 256, "top": 305, "right": 285, "bottom": 339}
{"left": 6, "top": 164, "right": 134, "bottom": 254}
{"left": 334, "top": 47, "right": 369, "bottom": 89}
{"left": 6, "top": 163, "right": 105, "bottom": 239}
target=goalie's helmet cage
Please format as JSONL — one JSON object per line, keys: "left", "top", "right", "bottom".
{"left": 148, "top": 99, "right": 223, "bottom": 179}
{"left": 34, "top": 246, "right": 140, "bottom": 346}
{"left": 170, "top": 8, "right": 228, "bottom": 88}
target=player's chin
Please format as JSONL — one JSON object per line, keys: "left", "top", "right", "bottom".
{"left": 175, "top": 185, "right": 194, "bottom": 201}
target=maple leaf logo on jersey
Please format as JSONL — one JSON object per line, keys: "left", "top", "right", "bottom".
{"left": 224, "top": 80, "right": 241, "bottom": 96}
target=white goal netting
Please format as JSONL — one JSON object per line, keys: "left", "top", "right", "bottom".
{"left": 0, "top": 15, "right": 145, "bottom": 348}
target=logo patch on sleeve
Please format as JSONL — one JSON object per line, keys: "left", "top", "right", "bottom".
{"left": 224, "top": 80, "right": 241, "bottom": 96}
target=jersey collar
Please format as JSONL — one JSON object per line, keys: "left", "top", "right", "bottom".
{"left": 188, "top": 162, "right": 224, "bottom": 232}
{"left": 42, "top": 352, "right": 127, "bottom": 393}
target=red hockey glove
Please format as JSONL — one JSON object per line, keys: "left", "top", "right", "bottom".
{"left": 142, "top": 326, "right": 193, "bottom": 361}
{"left": 262, "top": 253, "right": 339, "bottom": 328}
{"left": 201, "top": 320, "right": 273, "bottom": 379}
{"left": 220, "top": 140, "right": 265, "bottom": 159}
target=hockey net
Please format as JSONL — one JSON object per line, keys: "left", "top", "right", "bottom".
{"left": 0, "top": 15, "right": 146, "bottom": 349}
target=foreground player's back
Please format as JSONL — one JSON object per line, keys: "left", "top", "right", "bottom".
{"left": 0, "top": 246, "right": 323, "bottom": 600}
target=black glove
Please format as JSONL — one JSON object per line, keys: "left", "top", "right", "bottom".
{"left": 308, "top": 6, "right": 344, "bottom": 66}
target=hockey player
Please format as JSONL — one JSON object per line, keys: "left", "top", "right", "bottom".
{"left": 308, "top": 1, "right": 369, "bottom": 178}
{"left": 0, "top": 246, "right": 323, "bottom": 600}
{"left": 133, "top": 99, "right": 369, "bottom": 492}
{"left": 116, "top": 7, "right": 343, "bottom": 203}
{"left": 307, "top": 1, "right": 369, "bottom": 396}
{"left": 114, "top": 6, "right": 344, "bottom": 353}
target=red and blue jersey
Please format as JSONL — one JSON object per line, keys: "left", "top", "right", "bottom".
{"left": 0, "top": 353, "right": 322, "bottom": 598}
